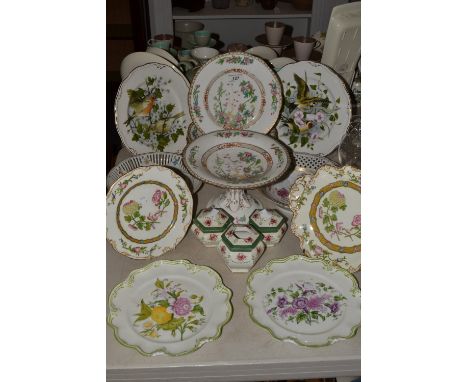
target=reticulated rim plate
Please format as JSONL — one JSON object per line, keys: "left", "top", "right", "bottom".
{"left": 188, "top": 52, "right": 282, "bottom": 134}
{"left": 108, "top": 259, "right": 233, "bottom": 356}
{"left": 115, "top": 62, "right": 191, "bottom": 155}
{"left": 262, "top": 152, "right": 337, "bottom": 208}
{"left": 183, "top": 130, "right": 291, "bottom": 190}
{"left": 106, "top": 152, "right": 202, "bottom": 193}
{"left": 289, "top": 165, "right": 361, "bottom": 272}
{"left": 244, "top": 255, "right": 360, "bottom": 347}
{"left": 276, "top": 61, "right": 352, "bottom": 155}
{"left": 106, "top": 165, "right": 193, "bottom": 259}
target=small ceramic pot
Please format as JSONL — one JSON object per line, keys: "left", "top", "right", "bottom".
{"left": 218, "top": 224, "right": 265, "bottom": 272}
{"left": 249, "top": 209, "right": 287, "bottom": 247}
{"left": 191, "top": 208, "right": 233, "bottom": 247}
{"left": 191, "top": 47, "right": 219, "bottom": 65}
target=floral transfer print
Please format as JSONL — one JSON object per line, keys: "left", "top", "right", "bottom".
{"left": 319, "top": 190, "right": 361, "bottom": 241}
{"left": 119, "top": 238, "right": 159, "bottom": 257}
{"left": 109, "top": 173, "right": 143, "bottom": 205}
{"left": 280, "top": 72, "right": 342, "bottom": 151}
{"left": 176, "top": 183, "right": 190, "bottom": 221}
{"left": 191, "top": 84, "right": 202, "bottom": 121}
{"left": 122, "top": 188, "right": 170, "bottom": 231}
{"left": 213, "top": 151, "right": 264, "bottom": 180}
{"left": 134, "top": 278, "right": 206, "bottom": 341}
{"left": 125, "top": 75, "right": 186, "bottom": 152}
{"left": 269, "top": 82, "right": 280, "bottom": 114}
{"left": 215, "top": 130, "right": 254, "bottom": 138}
{"left": 264, "top": 280, "right": 346, "bottom": 325}
{"left": 216, "top": 55, "right": 254, "bottom": 65}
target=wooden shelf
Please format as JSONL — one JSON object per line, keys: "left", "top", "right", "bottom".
{"left": 173, "top": 2, "right": 311, "bottom": 20}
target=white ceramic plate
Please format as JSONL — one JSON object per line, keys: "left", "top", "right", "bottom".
{"left": 115, "top": 62, "right": 191, "bottom": 155}
{"left": 262, "top": 152, "right": 336, "bottom": 208}
{"left": 245, "top": 46, "right": 278, "bottom": 60}
{"left": 289, "top": 165, "right": 361, "bottom": 272}
{"left": 106, "top": 152, "right": 202, "bottom": 193}
{"left": 189, "top": 52, "right": 282, "bottom": 134}
{"left": 244, "top": 255, "right": 360, "bottom": 347}
{"left": 145, "top": 46, "right": 179, "bottom": 66}
{"left": 120, "top": 52, "right": 179, "bottom": 80}
{"left": 183, "top": 130, "right": 291, "bottom": 190}
{"left": 108, "top": 259, "right": 232, "bottom": 356}
{"left": 107, "top": 166, "right": 193, "bottom": 259}
{"left": 276, "top": 61, "right": 352, "bottom": 155}
{"left": 269, "top": 57, "right": 296, "bottom": 72}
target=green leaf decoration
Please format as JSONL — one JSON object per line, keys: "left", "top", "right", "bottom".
{"left": 331, "top": 214, "right": 337, "bottom": 221}
{"left": 290, "top": 134, "right": 299, "bottom": 144}
{"left": 166, "top": 104, "right": 175, "bottom": 113}
{"left": 336, "top": 97, "right": 340, "bottom": 104}
{"left": 136, "top": 124, "right": 143, "bottom": 134}
{"left": 155, "top": 279, "right": 165, "bottom": 289}
{"left": 137, "top": 222, "right": 143, "bottom": 229}
{"left": 192, "top": 304, "right": 205, "bottom": 316}
{"left": 296, "top": 312, "right": 307, "bottom": 324}
{"left": 143, "top": 131, "right": 150, "bottom": 140}
{"left": 322, "top": 198, "right": 330, "bottom": 207}
{"left": 159, "top": 317, "right": 185, "bottom": 331}
{"left": 311, "top": 84, "right": 317, "bottom": 90}
{"left": 334, "top": 295, "right": 347, "bottom": 301}
{"left": 128, "top": 88, "right": 146, "bottom": 105}
{"left": 132, "top": 133, "right": 140, "bottom": 142}
{"left": 158, "top": 300, "right": 170, "bottom": 308}
{"left": 300, "top": 136, "right": 308, "bottom": 147}
{"left": 154, "top": 88, "right": 162, "bottom": 99}
{"left": 133, "top": 211, "right": 140, "bottom": 217}
{"left": 323, "top": 216, "right": 329, "bottom": 224}
{"left": 134, "top": 299, "right": 152, "bottom": 323}
{"left": 124, "top": 215, "right": 132, "bottom": 222}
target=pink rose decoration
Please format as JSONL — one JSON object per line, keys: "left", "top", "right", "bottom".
{"left": 133, "top": 247, "right": 141, "bottom": 254}
{"left": 152, "top": 189, "right": 162, "bottom": 205}
{"left": 237, "top": 253, "right": 247, "bottom": 261}
{"left": 336, "top": 222, "right": 343, "bottom": 232}
{"left": 173, "top": 297, "right": 192, "bottom": 316}
{"left": 314, "top": 246, "right": 323, "bottom": 255}
{"left": 277, "top": 188, "right": 289, "bottom": 199}
{"left": 352, "top": 214, "right": 361, "bottom": 227}
{"left": 318, "top": 206, "right": 323, "bottom": 218}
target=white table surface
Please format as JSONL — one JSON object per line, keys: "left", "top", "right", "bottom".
{"left": 106, "top": 149, "right": 361, "bottom": 382}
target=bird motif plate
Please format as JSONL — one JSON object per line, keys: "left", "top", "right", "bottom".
{"left": 108, "top": 259, "right": 232, "bottom": 356}
{"left": 107, "top": 166, "right": 193, "bottom": 259}
{"left": 276, "top": 61, "right": 351, "bottom": 155}
{"left": 289, "top": 165, "right": 361, "bottom": 273}
{"left": 183, "top": 130, "right": 291, "bottom": 190}
{"left": 106, "top": 152, "right": 202, "bottom": 193}
{"left": 244, "top": 255, "right": 360, "bottom": 347}
{"left": 115, "top": 62, "right": 191, "bottom": 155}
{"left": 189, "top": 52, "right": 282, "bottom": 134}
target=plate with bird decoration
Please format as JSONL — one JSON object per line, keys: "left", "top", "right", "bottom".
{"left": 289, "top": 165, "right": 361, "bottom": 273}
{"left": 244, "top": 255, "right": 360, "bottom": 347}
{"left": 108, "top": 259, "right": 233, "bottom": 356}
{"left": 188, "top": 52, "right": 283, "bottom": 134}
{"left": 106, "top": 165, "right": 193, "bottom": 259}
{"left": 276, "top": 61, "right": 352, "bottom": 156}
{"left": 115, "top": 62, "right": 191, "bottom": 155}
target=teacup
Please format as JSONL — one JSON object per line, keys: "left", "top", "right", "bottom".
{"left": 178, "top": 49, "right": 194, "bottom": 62}
{"left": 194, "top": 30, "right": 211, "bottom": 47}
{"left": 265, "top": 21, "right": 285, "bottom": 46}
{"left": 191, "top": 47, "right": 219, "bottom": 65}
{"left": 293, "top": 36, "right": 321, "bottom": 61}
{"left": 147, "top": 39, "right": 171, "bottom": 50}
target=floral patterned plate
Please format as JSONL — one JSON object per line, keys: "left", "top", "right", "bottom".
{"left": 262, "top": 152, "right": 336, "bottom": 209}
{"left": 244, "top": 255, "right": 360, "bottom": 347}
{"left": 106, "top": 152, "right": 202, "bottom": 193}
{"left": 115, "top": 62, "right": 191, "bottom": 155}
{"left": 108, "top": 259, "right": 232, "bottom": 356}
{"left": 289, "top": 165, "right": 361, "bottom": 272}
{"left": 183, "top": 130, "right": 291, "bottom": 190}
{"left": 276, "top": 61, "right": 352, "bottom": 155}
{"left": 188, "top": 52, "right": 282, "bottom": 134}
{"left": 106, "top": 166, "right": 193, "bottom": 259}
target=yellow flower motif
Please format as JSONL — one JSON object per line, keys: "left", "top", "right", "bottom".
{"left": 143, "top": 321, "right": 154, "bottom": 328}
{"left": 122, "top": 200, "right": 140, "bottom": 216}
{"left": 328, "top": 190, "right": 346, "bottom": 208}
{"left": 149, "top": 330, "right": 159, "bottom": 338}
{"left": 151, "top": 306, "right": 173, "bottom": 324}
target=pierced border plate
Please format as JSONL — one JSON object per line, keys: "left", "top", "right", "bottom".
{"left": 244, "top": 255, "right": 360, "bottom": 347}
{"left": 289, "top": 165, "right": 361, "bottom": 272}
{"left": 108, "top": 259, "right": 232, "bottom": 356}
{"left": 107, "top": 166, "right": 193, "bottom": 259}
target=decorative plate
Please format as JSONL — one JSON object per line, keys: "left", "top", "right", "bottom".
{"left": 106, "top": 166, "right": 193, "bottom": 259}
{"left": 188, "top": 52, "right": 282, "bottom": 134}
{"left": 245, "top": 46, "right": 278, "bottom": 60}
{"left": 289, "top": 165, "right": 361, "bottom": 272}
{"left": 269, "top": 57, "right": 296, "bottom": 72}
{"left": 262, "top": 153, "right": 336, "bottom": 208}
{"left": 146, "top": 46, "right": 179, "bottom": 66}
{"left": 106, "top": 152, "right": 202, "bottom": 193}
{"left": 244, "top": 255, "right": 360, "bottom": 347}
{"left": 183, "top": 130, "right": 291, "bottom": 190}
{"left": 120, "top": 52, "right": 180, "bottom": 80}
{"left": 115, "top": 62, "right": 191, "bottom": 155}
{"left": 276, "top": 61, "right": 352, "bottom": 155}
{"left": 108, "top": 259, "right": 232, "bottom": 356}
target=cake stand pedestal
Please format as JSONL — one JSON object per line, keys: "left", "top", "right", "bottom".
{"left": 207, "top": 189, "right": 263, "bottom": 224}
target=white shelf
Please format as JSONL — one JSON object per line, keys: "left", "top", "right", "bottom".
{"left": 173, "top": 2, "right": 311, "bottom": 20}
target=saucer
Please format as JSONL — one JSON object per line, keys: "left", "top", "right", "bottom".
{"left": 187, "top": 35, "right": 217, "bottom": 48}
{"left": 255, "top": 34, "right": 293, "bottom": 48}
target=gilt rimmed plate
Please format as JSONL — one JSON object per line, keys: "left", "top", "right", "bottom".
{"left": 106, "top": 166, "right": 193, "bottom": 259}
{"left": 108, "top": 259, "right": 232, "bottom": 356}
{"left": 276, "top": 61, "right": 352, "bottom": 155}
{"left": 262, "top": 152, "right": 336, "bottom": 208}
{"left": 106, "top": 152, "right": 202, "bottom": 193}
{"left": 244, "top": 255, "right": 360, "bottom": 347}
{"left": 183, "top": 130, "right": 291, "bottom": 190}
{"left": 120, "top": 52, "right": 180, "bottom": 80}
{"left": 289, "top": 165, "right": 361, "bottom": 272}
{"left": 189, "top": 52, "right": 282, "bottom": 134}
{"left": 115, "top": 62, "right": 191, "bottom": 155}
{"left": 145, "top": 46, "right": 179, "bottom": 67}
